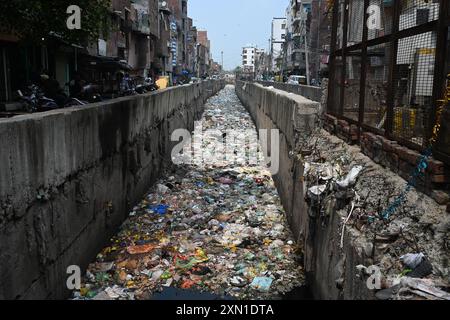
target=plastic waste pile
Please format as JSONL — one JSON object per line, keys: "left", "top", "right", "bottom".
{"left": 303, "top": 150, "right": 364, "bottom": 228}
{"left": 73, "top": 85, "right": 304, "bottom": 300}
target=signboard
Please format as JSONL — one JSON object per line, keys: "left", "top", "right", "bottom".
{"left": 98, "top": 39, "right": 107, "bottom": 56}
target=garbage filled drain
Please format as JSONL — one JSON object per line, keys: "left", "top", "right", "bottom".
{"left": 74, "top": 85, "right": 305, "bottom": 300}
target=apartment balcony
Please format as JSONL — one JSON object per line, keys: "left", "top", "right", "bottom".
{"left": 293, "top": 37, "right": 304, "bottom": 50}
{"left": 131, "top": 7, "right": 151, "bottom": 35}
{"left": 293, "top": 12, "right": 307, "bottom": 25}
{"left": 132, "top": 20, "right": 151, "bottom": 35}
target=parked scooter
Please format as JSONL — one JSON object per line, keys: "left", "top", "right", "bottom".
{"left": 144, "top": 77, "right": 158, "bottom": 92}
{"left": 79, "top": 83, "right": 103, "bottom": 103}
{"left": 135, "top": 83, "right": 148, "bottom": 94}
{"left": 119, "top": 74, "right": 138, "bottom": 96}
{"left": 17, "top": 85, "right": 59, "bottom": 113}
{"left": 64, "top": 96, "right": 87, "bottom": 107}
{"left": 18, "top": 83, "right": 86, "bottom": 113}
{"left": 134, "top": 77, "right": 158, "bottom": 94}
{"left": 39, "top": 74, "right": 84, "bottom": 108}
{"left": 67, "top": 76, "right": 103, "bottom": 105}
{"left": 54, "top": 91, "right": 86, "bottom": 108}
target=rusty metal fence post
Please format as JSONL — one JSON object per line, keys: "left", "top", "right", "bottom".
{"left": 327, "top": 0, "right": 340, "bottom": 115}
{"left": 357, "top": 0, "right": 370, "bottom": 142}
{"left": 339, "top": 0, "right": 350, "bottom": 117}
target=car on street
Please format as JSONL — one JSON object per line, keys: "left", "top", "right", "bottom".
{"left": 287, "top": 75, "right": 307, "bottom": 85}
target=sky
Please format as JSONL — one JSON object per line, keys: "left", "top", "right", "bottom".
{"left": 188, "top": 0, "right": 286, "bottom": 71}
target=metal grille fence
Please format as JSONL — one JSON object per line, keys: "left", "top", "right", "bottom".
{"left": 328, "top": 0, "right": 450, "bottom": 164}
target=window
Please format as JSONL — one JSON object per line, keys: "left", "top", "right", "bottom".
{"left": 282, "top": 24, "right": 286, "bottom": 29}
{"left": 281, "top": 34, "right": 286, "bottom": 39}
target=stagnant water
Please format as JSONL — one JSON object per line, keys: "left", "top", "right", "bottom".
{"left": 74, "top": 85, "right": 308, "bottom": 300}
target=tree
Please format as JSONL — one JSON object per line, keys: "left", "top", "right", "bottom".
{"left": 0, "top": 0, "right": 112, "bottom": 44}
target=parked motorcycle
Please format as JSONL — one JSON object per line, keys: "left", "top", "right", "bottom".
{"left": 67, "top": 78, "right": 103, "bottom": 105}
{"left": 134, "top": 77, "right": 158, "bottom": 94}
{"left": 18, "top": 84, "right": 86, "bottom": 113}
{"left": 64, "top": 97, "right": 87, "bottom": 107}
{"left": 17, "top": 85, "right": 59, "bottom": 113}
{"left": 144, "top": 77, "right": 158, "bottom": 92}
{"left": 79, "top": 83, "right": 103, "bottom": 103}
{"left": 119, "top": 74, "right": 138, "bottom": 96}
{"left": 135, "top": 83, "right": 148, "bottom": 94}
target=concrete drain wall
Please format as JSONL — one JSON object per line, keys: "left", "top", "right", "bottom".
{"left": 236, "top": 81, "right": 374, "bottom": 300}
{"left": 0, "top": 80, "right": 225, "bottom": 300}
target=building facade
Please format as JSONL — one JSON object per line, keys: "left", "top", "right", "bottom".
{"left": 254, "top": 49, "right": 270, "bottom": 80}
{"left": 196, "top": 30, "right": 212, "bottom": 78}
{"left": 283, "top": 0, "right": 331, "bottom": 84}
{"left": 0, "top": 0, "right": 219, "bottom": 109}
{"left": 271, "top": 17, "right": 287, "bottom": 73}
{"left": 308, "top": 0, "right": 331, "bottom": 83}
{"left": 155, "top": 0, "right": 174, "bottom": 77}
{"left": 187, "top": 24, "right": 198, "bottom": 76}
{"left": 242, "top": 46, "right": 256, "bottom": 73}
{"left": 284, "top": 0, "right": 309, "bottom": 78}
{"left": 166, "top": 0, "right": 188, "bottom": 79}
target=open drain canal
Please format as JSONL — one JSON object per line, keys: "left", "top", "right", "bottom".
{"left": 73, "top": 85, "right": 307, "bottom": 300}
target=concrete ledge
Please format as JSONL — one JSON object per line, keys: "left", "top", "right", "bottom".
{"left": 256, "top": 80, "right": 322, "bottom": 103}
{"left": 0, "top": 80, "right": 225, "bottom": 299}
